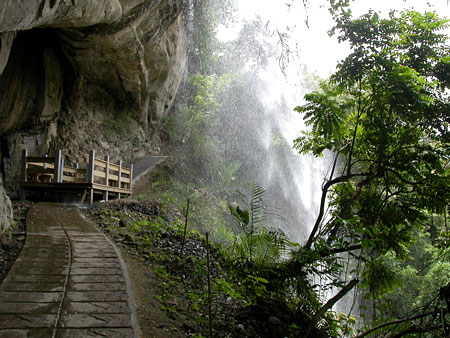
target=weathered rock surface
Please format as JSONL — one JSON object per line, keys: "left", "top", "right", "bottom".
{"left": 0, "top": 0, "right": 123, "bottom": 32}
{"left": 0, "top": 178, "right": 13, "bottom": 234}
{"left": 0, "top": 32, "right": 15, "bottom": 75}
{"left": 0, "top": 0, "right": 187, "bottom": 231}
{"left": 0, "top": 0, "right": 186, "bottom": 133}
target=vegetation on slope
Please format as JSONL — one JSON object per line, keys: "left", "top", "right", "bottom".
{"left": 86, "top": 180, "right": 334, "bottom": 337}
{"left": 92, "top": 1, "right": 450, "bottom": 337}
{"left": 158, "top": 1, "right": 450, "bottom": 336}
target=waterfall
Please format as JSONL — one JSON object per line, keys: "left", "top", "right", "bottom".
{"left": 212, "top": 1, "right": 338, "bottom": 242}
{"left": 177, "top": 0, "right": 449, "bottom": 328}
{"left": 175, "top": 1, "right": 341, "bottom": 244}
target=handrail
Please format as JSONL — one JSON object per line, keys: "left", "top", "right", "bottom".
{"left": 20, "top": 149, "right": 133, "bottom": 204}
{"left": 26, "top": 156, "right": 55, "bottom": 163}
{"left": 87, "top": 151, "right": 133, "bottom": 190}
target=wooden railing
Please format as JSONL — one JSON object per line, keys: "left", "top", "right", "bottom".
{"left": 86, "top": 151, "right": 133, "bottom": 191}
{"left": 21, "top": 149, "right": 133, "bottom": 203}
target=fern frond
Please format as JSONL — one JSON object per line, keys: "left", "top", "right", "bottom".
{"left": 242, "top": 182, "right": 266, "bottom": 232}
{"left": 228, "top": 182, "right": 296, "bottom": 268}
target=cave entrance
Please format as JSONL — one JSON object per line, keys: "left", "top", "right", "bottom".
{"left": 0, "top": 28, "right": 72, "bottom": 134}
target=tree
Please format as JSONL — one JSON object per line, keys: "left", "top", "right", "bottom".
{"left": 185, "top": 0, "right": 235, "bottom": 74}
{"left": 293, "top": 8, "right": 450, "bottom": 337}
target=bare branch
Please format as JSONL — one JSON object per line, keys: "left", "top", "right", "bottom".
{"left": 353, "top": 312, "right": 435, "bottom": 338}
{"left": 387, "top": 324, "right": 443, "bottom": 338}
{"left": 304, "top": 278, "right": 359, "bottom": 337}
{"left": 305, "top": 171, "right": 375, "bottom": 249}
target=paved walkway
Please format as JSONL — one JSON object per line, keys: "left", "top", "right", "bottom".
{"left": 0, "top": 203, "right": 139, "bottom": 337}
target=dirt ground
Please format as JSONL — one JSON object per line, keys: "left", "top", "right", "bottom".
{"left": 121, "top": 164, "right": 190, "bottom": 336}
{"left": 119, "top": 245, "right": 187, "bottom": 338}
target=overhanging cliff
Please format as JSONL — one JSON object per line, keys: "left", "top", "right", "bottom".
{"left": 0, "top": 0, "right": 187, "bottom": 232}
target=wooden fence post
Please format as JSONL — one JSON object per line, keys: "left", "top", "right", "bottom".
{"left": 103, "top": 155, "right": 110, "bottom": 201}
{"left": 75, "top": 163, "right": 80, "bottom": 183}
{"left": 21, "top": 149, "right": 28, "bottom": 182}
{"left": 60, "top": 158, "right": 65, "bottom": 183}
{"left": 86, "top": 151, "right": 95, "bottom": 183}
{"left": 117, "top": 160, "right": 122, "bottom": 199}
{"left": 129, "top": 164, "right": 134, "bottom": 191}
{"left": 20, "top": 149, "right": 28, "bottom": 200}
{"left": 54, "top": 150, "right": 62, "bottom": 183}
{"left": 86, "top": 150, "right": 95, "bottom": 204}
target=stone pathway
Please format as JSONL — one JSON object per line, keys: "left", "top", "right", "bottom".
{"left": 0, "top": 203, "right": 139, "bottom": 337}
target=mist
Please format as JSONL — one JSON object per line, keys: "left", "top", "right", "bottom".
{"left": 168, "top": 1, "right": 336, "bottom": 245}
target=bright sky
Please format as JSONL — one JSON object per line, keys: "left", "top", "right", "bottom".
{"left": 217, "top": 0, "right": 448, "bottom": 223}
{"left": 218, "top": 0, "right": 450, "bottom": 77}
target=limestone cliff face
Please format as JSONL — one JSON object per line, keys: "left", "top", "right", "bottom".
{"left": 0, "top": 175, "right": 13, "bottom": 233}
{"left": 0, "top": 0, "right": 187, "bottom": 232}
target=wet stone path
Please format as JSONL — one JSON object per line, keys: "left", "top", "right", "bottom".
{"left": 0, "top": 203, "right": 139, "bottom": 337}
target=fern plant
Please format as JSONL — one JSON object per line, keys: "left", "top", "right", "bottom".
{"left": 229, "top": 182, "right": 295, "bottom": 268}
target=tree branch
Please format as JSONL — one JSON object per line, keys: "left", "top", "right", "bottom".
{"left": 304, "top": 278, "right": 359, "bottom": 337}
{"left": 387, "top": 324, "right": 443, "bottom": 338}
{"left": 305, "top": 171, "right": 374, "bottom": 249}
{"left": 325, "top": 172, "right": 378, "bottom": 242}
{"left": 353, "top": 312, "right": 434, "bottom": 338}
{"left": 386, "top": 168, "right": 421, "bottom": 186}
{"left": 328, "top": 244, "right": 362, "bottom": 255}
{"left": 347, "top": 78, "right": 363, "bottom": 176}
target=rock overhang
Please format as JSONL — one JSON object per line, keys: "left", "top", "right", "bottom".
{"left": 0, "top": 0, "right": 186, "bottom": 133}
{"left": 0, "top": 0, "right": 187, "bottom": 232}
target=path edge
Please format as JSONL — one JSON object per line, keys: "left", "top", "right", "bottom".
{"left": 77, "top": 208, "right": 141, "bottom": 338}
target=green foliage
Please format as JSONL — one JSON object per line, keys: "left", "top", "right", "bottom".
{"left": 129, "top": 219, "right": 150, "bottom": 233}
{"left": 221, "top": 18, "right": 275, "bottom": 71}
{"left": 326, "top": 311, "right": 357, "bottom": 337}
{"left": 186, "top": 0, "right": 235, "bottom": 74}
{"left": 212, "top": 277, "right": 243, "bottom": 301}
{"left": 156, "top": 2, "right": 450, "bottom": 336}
{"left": 293, "top": 7, "right": 450, "bottom": 335}
{"left": 361, "top": 256, "right": 402, "bottom": 298}
{"left": 378, "top": 225, "right": 450, "bottom": 313}
{"left": 228, "top": 183, "right": 296, "bottom": 268}
{"left": 228, "top": 206, "right": 249, "bottom": 228}
{"left": 174, "top": 73, "right": 247, "bottom": 190}
{"left": 419, "top": 260, "right": 450, "bottom": 302}
{"left": 294, "top": 81, "right": 355, "bottom": 156}
{"left": 136, "top": 169, "right": 234, "bottom": 243}
{"left": 242, "top": 275, "right": 269, "bottom": 299}
{"left": 1, "top": 227, "right": 13, "bottom": 241}
{"left": 127, "top": 215, "right": 192, "bottom": 247}
{"left": 232, "top": 182, "right": 265, "bottom": 235}
{"left": 154, "top": 265, "right": 170, "bottom": 280}
{"left": 231, "top": 227, "right": 294, "bottom": 268}
{"left": 295, "top": 8, "right": 449, "bottom": 261}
